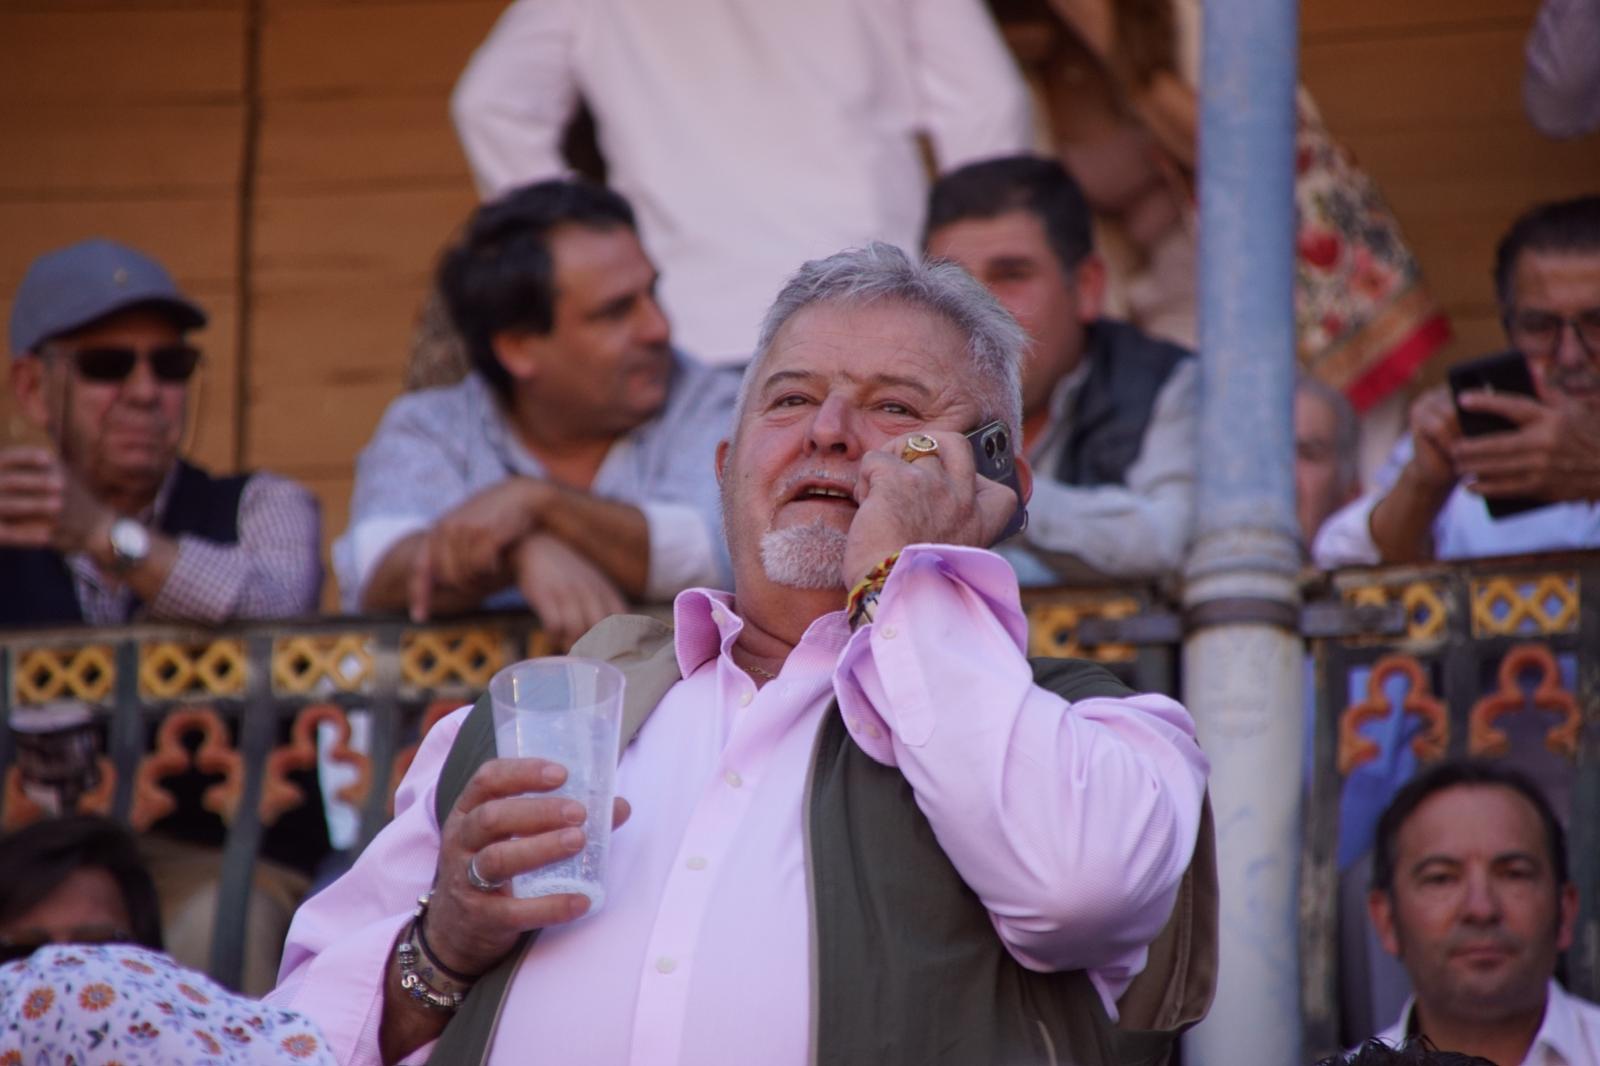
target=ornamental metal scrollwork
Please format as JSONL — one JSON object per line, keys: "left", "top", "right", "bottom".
{"left": 1337, "top": 654, "right": 1449, "bottom": 776}
{"left": 130, "top": 707, "right": 243, "bottom": 830}
{"left": 1342, "top": 581, "right": 1448, "bottom": 643}
{"left": 1468, "top": 643, "right": 1582, "bottom": 760}
{"left": 1027, "top": 598, "right": 1139, "bottom": 662}
{"left": 1470, "top": 573, "right": 1579, "bottom": 638}
{"left": 401, "top": 629, "right": 505, "bottom": 690}
{"left": 259, "top": 703, "right": 373, "bottom": 828}
{"left": 140, "top": 639, "right": 246, "bottom": 700}
{"left": 13, "top": 645, "right": 115, "bottom": 706}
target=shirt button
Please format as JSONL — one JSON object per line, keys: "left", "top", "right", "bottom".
{"left": 739, "top": 690, "right": 753, "bottom": 707}
{"left": 686, "top": 856, "right": 708, "bottom": 871}
{"left": 880, "top": 624, "right": 897, "bottom": 639}
{"left": 724, "top": 770, "right": 743, "bottom": 789}
{"left": 655, "top": 956, "right": 678, "bottom": 974}
{"left": 712, "top": 608, "right": 727, "bottom": 626}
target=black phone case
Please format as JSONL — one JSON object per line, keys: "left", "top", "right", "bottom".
{"left": 1446, "top": 350, "right": 1544, "bottom": 519}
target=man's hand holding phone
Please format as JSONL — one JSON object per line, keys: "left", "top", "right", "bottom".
{"left": 1452, "top": 390, "right": 1600, "bottom": 505}
{"left": 841, "top": 425, "right": 1028, "bottom": 589}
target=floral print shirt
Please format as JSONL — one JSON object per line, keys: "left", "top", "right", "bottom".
{"left": 1, "top": 945, "right": 335, "bottom": 1065}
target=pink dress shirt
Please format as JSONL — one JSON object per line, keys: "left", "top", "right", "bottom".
{"left": 270, "top": 545, "right": 1209, "bottom": 1066}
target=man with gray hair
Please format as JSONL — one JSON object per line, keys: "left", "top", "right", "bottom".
{"left": 272, "top": 243, "right": 1215, "bottom": 1065}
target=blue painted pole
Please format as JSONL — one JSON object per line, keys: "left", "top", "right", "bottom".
{"left": 1180, "top": 0, "right": 1305, "bottom": 1062}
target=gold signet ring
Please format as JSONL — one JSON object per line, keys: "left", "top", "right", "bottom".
{"left": 899, "top": 434, "right": 940, "bottom": 463}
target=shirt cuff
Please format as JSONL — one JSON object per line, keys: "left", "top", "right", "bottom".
{"left": 1311, "top": 491, "right": 1383, "bottom": 568}
{"left": 639, "top": 500, "right": 719, "bottom": 600}
{"left": 834, "top": 544, "right": 1029, "bottom": 763}
{"left": 269, "top": 911, "right": 413, "bottom": 1066}
{"left": 340, "top": 516, "right": 431, "bottom": 607}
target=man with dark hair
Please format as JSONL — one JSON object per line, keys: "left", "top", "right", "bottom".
{"left": 924, "top": 155, "right": 1196, "bottom": 582}
{"left": 0, "top": 815, "right": 163, "bottom": 961}
{"left": 1362, "top": 759, "right": 1600, "bottom": 1064}
{"left": 336, "top": 179, "right": 739, "bottom": 641}
{"left": 1315, "top": 195, "right": 1600, "bottom": 566}
{"left": 0, "top": 238, "right": 322, "bottom": 626}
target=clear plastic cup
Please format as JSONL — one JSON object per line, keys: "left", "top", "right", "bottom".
{"left": 488, "top": 657, "right": 625, "bottom": 911}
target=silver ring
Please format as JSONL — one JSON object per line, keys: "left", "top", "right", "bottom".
{"left": 466, "top": 853, "right": 504, "bottom": 893}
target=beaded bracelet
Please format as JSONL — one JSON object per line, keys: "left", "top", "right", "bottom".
{"left": 394, "top": 893, "right": 475, "bottom": 1012}
{"left": 846, "top": 552, "right": 900, "bottom": 629}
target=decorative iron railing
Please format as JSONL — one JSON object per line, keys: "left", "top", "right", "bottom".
{"left": 2, "top": 552, "right": 1595, "bottom": 1055}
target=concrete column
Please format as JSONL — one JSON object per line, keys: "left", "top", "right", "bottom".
{"left": 1179, "top": 0, "right": 1306, "bottom": 1062}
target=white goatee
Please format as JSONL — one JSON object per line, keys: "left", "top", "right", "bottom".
{"left": 759, "top": 520, "right": 848, "bottom": 590}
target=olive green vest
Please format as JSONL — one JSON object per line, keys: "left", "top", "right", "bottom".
{"left": 428, "top": 615, "right": 1217, "bottom": 1065}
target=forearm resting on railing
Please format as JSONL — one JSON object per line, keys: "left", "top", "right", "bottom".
{"left": 1367, "top": 467, "right": 1456, "bottom": 564}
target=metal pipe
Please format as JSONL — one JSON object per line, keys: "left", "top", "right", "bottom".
{"left": 1180, "top": 0, "right": 1306, "bottom": 1060}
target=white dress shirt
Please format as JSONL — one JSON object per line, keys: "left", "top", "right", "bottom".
{"left": 1373, "top": 981, "right": 1600, "bottom": 1065}
{"left": 451, "top": 0, "right": 1033, "bottom": 363}
{"left": 1004, "top": 357, "right": 1198, "bottom": 583}
{"left": 1311, "top": 434, "right": 1600, "bottom": 568}
{"left": 272, "top": 545, "right": 1209, "bottom": 1065}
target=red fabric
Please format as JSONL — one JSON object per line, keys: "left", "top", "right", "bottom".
{"left": 1345, "top": 313, "right": 1453, "bottom": 413}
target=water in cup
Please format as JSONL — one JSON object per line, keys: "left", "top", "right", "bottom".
{"left": 489, "top": 657, "right": 625, "bottom": 911}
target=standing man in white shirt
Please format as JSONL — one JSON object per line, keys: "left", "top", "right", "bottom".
{"left": 1365, "top": 760, "right": 1600, "bottom": 1065}
{"left": 450, "top": 0, "right": 1033, "bottom": 366}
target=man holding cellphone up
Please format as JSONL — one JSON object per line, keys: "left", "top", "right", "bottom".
{"left": 1314, "top": 196, "right": 1600, "bottom": 567}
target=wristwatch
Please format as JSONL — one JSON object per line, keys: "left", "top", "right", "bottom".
{"left": 107, "top": 518, "right": 151, "bottom": 574}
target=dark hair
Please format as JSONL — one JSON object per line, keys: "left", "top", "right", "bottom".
{"left": 1370, "top": 759, "right": 1568, "bottom": 895}
{"left": 0, "top": 815, "right": 163, "bottom": 949}
{"left": 1319, "top": 1037, "right": 1496, "bottom": 1065}
{"left": 437, "top": 179, "right": 637, "bottom": 401}
{"left": 1493, "top": 195, "right": 1600, "bottom": 309}
{"left": 924, "top": 155, "right": 1094, "bottom": 274}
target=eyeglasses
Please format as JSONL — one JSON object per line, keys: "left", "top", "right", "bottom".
{"left": 54, "top": 344, "right": 202, "bottom": 384}
{"left": 0, "top": 925, "right": 135, "bottom": 966}
{"left": 1507, "top": 308, "right": 1600, "bottom": 362}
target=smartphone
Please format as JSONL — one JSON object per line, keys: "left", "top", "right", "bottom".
{"left": 965, "top": 420, "right": 1028, "bottom": 543}
{"left": 1446, "top": 350, "right": 1543, "bottom": 519}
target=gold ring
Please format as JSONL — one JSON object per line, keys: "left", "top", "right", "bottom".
{"left": 900, "top": 434, "right": 939, "bottom": 463}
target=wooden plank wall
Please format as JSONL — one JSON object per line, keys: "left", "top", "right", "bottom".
{"left": 1, "top": 0, "right": 1595, "bottom": 608}
{"left": 1301, "top": 0, "right": 1600, "bottom": 372}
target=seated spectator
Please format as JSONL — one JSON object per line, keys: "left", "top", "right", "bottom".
{"left": 0, "top": 238, "right": 322, "bottom": 626}
{"left": 1314, "top": 197, "right": 1600, "bottom": 567}
{"left": 1364, "top": 760, "right": 1600, "bottom": 1064}
{"left": 1324, "top": 1038, "right": 1495, "bottom": 1065}
{"left": 0, "top": 815, "right": 163, "bottom": 962}
{"left": 1, "top": 943, "right": 336, "bottom": 1064}
{"left": 336, "top": 179, "right": 738, "bottom": 642}
{"left": 924, "top": 155, "right": 1195, "bottom": 582}
{"left": 1296, "top": 375, "right": 1361, "bottom": 551}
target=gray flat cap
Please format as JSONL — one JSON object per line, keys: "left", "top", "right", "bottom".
{"left": 9, "top": 238, "right": 207, "bottom": 356}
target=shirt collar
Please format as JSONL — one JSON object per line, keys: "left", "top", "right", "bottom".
{"left": 670, "top": 586, "right": 852, "bottom": 680}
{"left": 1396, "top": 980, "right": 1581, "bottom": 1065}
{"left": 1531, "top": 980, "right": 1584, "bottom": 1064}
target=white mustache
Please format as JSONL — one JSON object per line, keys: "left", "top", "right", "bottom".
{"left": 776, "top": 467, "right": 857, "bottom": 500}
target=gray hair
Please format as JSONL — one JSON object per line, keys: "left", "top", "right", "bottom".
{"left": 1296, "top": 374, "right": 1359, "bottom": 496}
{"left": 733, "top": 242, "right": 1026, "bottom": 441}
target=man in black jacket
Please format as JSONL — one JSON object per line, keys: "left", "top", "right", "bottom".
{"left": 926, "top": 155, "right": 1197, "bottom": 583}
{"left": 1, "top": 238, "right": 321, "bottom": 626}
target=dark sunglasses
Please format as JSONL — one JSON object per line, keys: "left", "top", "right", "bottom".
{"left": 0, "top": 925, "right": 135, "bottom": 966}
{"left": 65, "top": 344, "right": 202, "bottom": 384}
